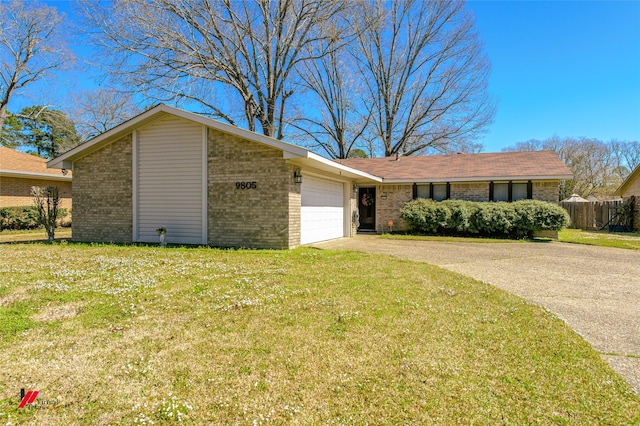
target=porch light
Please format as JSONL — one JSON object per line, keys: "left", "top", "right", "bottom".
{"left": 293, "top": 168, "right": 303, "bottom": 184}
{"left": 353, "top": 184, "right": 359, "bottom": 192}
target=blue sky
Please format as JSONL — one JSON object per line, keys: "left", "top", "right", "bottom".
{"left": 467, "top": 0, "right": 640, "bottom": 151}
{"left": 16, "top": 1, "right": 640, "bottom": 153}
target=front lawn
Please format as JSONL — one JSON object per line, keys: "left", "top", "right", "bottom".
{"left": 0, "top": 243, "right": 638, "bottom": 424}
{"left": 559, "top": 228, "right": 640, "bottom": 250}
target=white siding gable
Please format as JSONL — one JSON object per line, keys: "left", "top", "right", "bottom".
{"left": 134, "top": 116, "right": 206, "bottom": 244}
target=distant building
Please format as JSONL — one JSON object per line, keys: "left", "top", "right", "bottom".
{"left": 0, "top": 147, "right": 72, "bottom": 209}
{"left": 614, "top": 163, "right": 640, "bottom": 230}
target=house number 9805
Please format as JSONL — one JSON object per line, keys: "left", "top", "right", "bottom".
{"left": 236, "top": 181, "right": 257, "bottom": 189}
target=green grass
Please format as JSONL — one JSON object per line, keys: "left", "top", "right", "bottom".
{"left": 382, "top": 229, "right": 640, "bottom": 251}
{"left": 559, "top": 228, "right": 640, "bottom": 250}
{"left": 0, "top": 228, "right": 71, "bottom": 243}
{"left": 379, "top": 233, "right": 522, "bottom": 243}
{"left": 0, "top": 242, "right": 638, "bottom": 424}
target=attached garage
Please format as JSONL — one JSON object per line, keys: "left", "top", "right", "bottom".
{"left": 300, "top": 176, "right": 346, "bottom": 245}
{"left": 49, "top": 104, "right": 372, "bottom": 248}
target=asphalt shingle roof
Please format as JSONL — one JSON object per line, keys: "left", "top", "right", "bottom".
{"left": 0, "top": 146, "right": 72, "bottom": 177}
{"left": 336, "top": 150, "right": 572, "bottom": 181}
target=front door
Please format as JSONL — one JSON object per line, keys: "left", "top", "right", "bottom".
{"left": 358, "top": 187, "right": 376, "bottom": 231}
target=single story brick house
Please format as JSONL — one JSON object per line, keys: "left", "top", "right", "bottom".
{"left": 614, "top": 163, "right": 640, "bottom": 230}
{"left": 0, "top": 146, "right": 72, "bottom": 209}
{"left": 48, "top": 104, "right": 572, "bottom": 248}
{"left": 338, "top": 151, "right": 572, "bottom": 233}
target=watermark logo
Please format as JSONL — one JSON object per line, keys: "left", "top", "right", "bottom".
{"left": 18, "top": 389, "right": 59, "bottom": 410}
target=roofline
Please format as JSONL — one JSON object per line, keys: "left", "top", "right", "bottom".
{"left": 48, "top": 104, "right": 309, "bottom": 169}
{"left": 614, "top": 163, "right": 640, "bottom": 196}
{"left": 381, "top": 175, "right": 573, "bottom": 184}
{"left": 0, "top": 169, "right": 72, "bottom": 181}
{"left": 305, "top": 152, "right": 382, "bottom": 181}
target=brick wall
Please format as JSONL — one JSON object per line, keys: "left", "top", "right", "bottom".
{"left": 372, "top": 180, "right": 561, "bottom": 233}
{"left": 376, "top": 184, "right": 413, "bottom": 233}
{"left": 207, "top": 128, "right": 292, "bottom": 249}
{"left": 350, "top": 186, "right": 358, "bottom": 236}
{"left": 450, "top": 182, "right": 490, "bottom": 202}
{"left": 533, "top": 181, "right": 560, "bottom": 203}
{"left": 72, "top": 135, "right": 133, "bottom": 242}
{"left": 288, "top": 164, "right": 301, "bottom": 247}
{"left": 0, "top": 176, "right": 72, "bottom": 209}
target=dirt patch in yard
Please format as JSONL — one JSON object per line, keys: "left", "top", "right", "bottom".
{"left": 33, "top": 302, "right": 82, "bottom": 322}
{"left": 0, "top": 286, "right": 30, "bottom": 306}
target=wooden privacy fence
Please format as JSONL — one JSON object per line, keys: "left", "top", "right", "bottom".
{"left": 559, "top": 200, "right": 624, "bottom": 230}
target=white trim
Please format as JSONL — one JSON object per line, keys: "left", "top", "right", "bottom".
{"left": 46, "top": 104, "right": 381, "bottom": 186}
{"left": 48, "top": 104, "right": 309, "bottom": 168}
{"left": 132, "top": 130, "right": 139, "bottom": 242}
{"left": 299, "top": 168, "right": 351, "bottom": 184}
{"left": 383, "top": 175, "right": 572, "bottom": 184}
{"left": 0, "top": 169, "right": 72, "bottom": 181}
{"left": 343, "top": 181, "right": 351, "bottom": 238}
{"left": 305, "top": 152, "right": 382, "bottom": 181}
{"left": 201, "top": 125, "right": 208, "bottom": 245}
{"left": 615, "top": 163, "right": 640, "bottom": 196}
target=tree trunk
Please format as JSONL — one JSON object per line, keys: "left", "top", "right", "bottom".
{"left": 0, "top": 102, "right": 8, "bottom": 133}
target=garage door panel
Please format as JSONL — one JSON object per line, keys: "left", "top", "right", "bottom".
{"left": 300, "top": 176, "right": 345, "bottom": 245}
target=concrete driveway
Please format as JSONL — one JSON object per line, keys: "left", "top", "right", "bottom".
{"left": 313, "top": 235, "right": 640, "bottom": 394}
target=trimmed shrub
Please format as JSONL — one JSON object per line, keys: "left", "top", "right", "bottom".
{"left": 400, "top": 199, "right": 450, "bottom": 234}
{"left": 0, "top": 206, "right": 39, "bottom": 231}
{"left": 469, "top": 202, "right": 516, "bottom": 236}
{"left": 513, "top": 200, "right": 570, "bottom": 234}
{"left": 400, "top": 199, "right": 569, "bottom": 239}
{"left": 0, "top": 206, "right": 69, "bottom": 231}
{"left": 440, "top": 199, "right": 475, "bottom": 233}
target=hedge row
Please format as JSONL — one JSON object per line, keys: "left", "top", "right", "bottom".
{"left": 400, "top": 199, "right": 570, "bottom": 238}
{"left": 0, "top": 206, "right": 70, "bottom": 231}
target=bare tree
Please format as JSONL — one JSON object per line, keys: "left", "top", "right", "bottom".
{"left": 31, "top": 185, "right": 60, "bottom": 242}
{"left": 0, "top": 1, "right": 70, "bottom": 131}
{"left": 293, "top": 23, "right": 372, "bottom": 159}
{"left": 354, "top": 0, "right": 495, "bottom": 157}
{"left": 609, "top": 139, "right": 640, "bottom": 179}
{"left": 80, "top": 0, "right": 344, "bottom": 139}
{"left": 71, "top": 89, "right": 143, "bottom": 141}
{"left": 503, "top": 136, "right": 631, "bottom": 198}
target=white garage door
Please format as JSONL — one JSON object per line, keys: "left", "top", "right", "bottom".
{"left": 300, "top": 176, "right": 345, "bottom": 245}
{"left": 135, "top": 117, "right": 206, "bottom": 245}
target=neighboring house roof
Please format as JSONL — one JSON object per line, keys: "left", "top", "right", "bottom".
{"left": 336, "top": 151, "right": 573, "bottom": 183}
{"left": 47, "top": 104, "right": 380, "bottom": 182}
{"left": 0, "top": 146, "right": 71, "bottom": 181}
{"left": 614, "top": 163, "right": 640, "bottom": 196}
